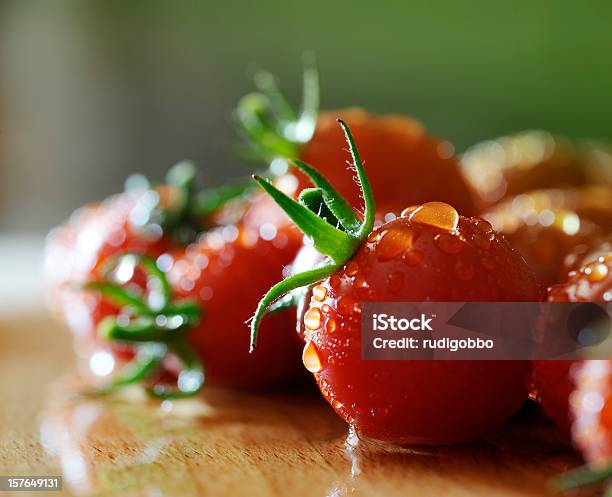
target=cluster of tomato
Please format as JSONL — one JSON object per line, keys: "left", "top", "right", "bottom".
{"left": 45, "top": 69, "right": 611, "bottom": 486}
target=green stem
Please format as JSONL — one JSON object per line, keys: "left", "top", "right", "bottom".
{"left": 291, "top": 159, "right": 360, "bottom": 233}
{"left": 98, "top": 316, "right": 190, "bottom": 343}
{"left": 337, "top": 119, "right": 375, "bottom": 238}
{"left": 235, "top": 56, "right": 320, "bottom": 163}
{"left": 148, "top": 340, "right": 205, "bottom": 399}
{"left": 551, "top": 463, "right": 612, "bottom": 491}
{"left": 84, "top": 282, "right": 149, "bottom": 313}
{"left": 253, "top": 175, "right": 358, "bottom": 264}
{"left": 193, "top": 180, "right": 256, "bottom": 217}
{"left": 298, "top": 188, "right": 341, "bottom": 229}
{"left": 89, "top": 344, "right": 167, "bottom": 395}
{"left": 250, "top": 263, "right": 337, "bottom": 351}
{"left": 249, "top": 120, "right": 376, "bottom": 350}
{"left": 164, "top": 161, "right": 196, "bottom": 230}
{"left": 84, "top": 251, "right": 204, "bottom": 399}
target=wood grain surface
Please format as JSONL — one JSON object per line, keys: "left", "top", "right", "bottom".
{"left": 0, "top": 316, "right": 598, "bottom": 497}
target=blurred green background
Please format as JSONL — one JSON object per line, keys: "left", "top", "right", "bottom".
{"left": 1, "top": 0, "right": 612, "bottom": 232}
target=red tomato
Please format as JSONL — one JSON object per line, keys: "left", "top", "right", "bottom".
{"left": 572, "top": 360, "right": 612, "bottom": 467}
{"left": 460, "top": 131, "right": 584, "bottom": 208}
{"left": 532, "top": 240, "right": 611, "bottom": 438}
{"left": 298, "top": 204, "right": 541, "bottom": 444}
{"left": 483, "top": 189, "right": 606, "bottom": 287}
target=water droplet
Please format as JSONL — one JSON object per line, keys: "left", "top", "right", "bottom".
{"left": 354, "top": 276, "right": 369, "bottom": 289}
{"left": 302, "top": 340, "right": 322, "bottom": 373}
{"left": 386, "top": 272, "right": 405, "bottom": 294}
{"left": 376, "top": 226, "right": 415, "bottom": 261}
{"left": 587, "top": 262, "right": 609, "bottom": 283}
{"left": 332, "top": 399, "right": 344, "bottom": 409}
{"left": 304, "top": 307, "right": 322, "bottom": 330}
{"left": 325, "top": 317, "right": 337, "bottom": 333}
{"left": 434, "top": 233, "right": 464, "bottom": 254}
{"left": 312, "top": 285, "right": 327, "bottom": 302}
{"left": 403, "top": 249, "right": 424, "bottom": 266}
{"left": 367, "top": 231, "right": 381, "bottom": 243}
{"left": 473, "top": 219, "right": 495, "bottom": 250}
{"left": 409, "top": 201, "right": 459, "bottom": 231}
{"left": 345, "top": 260, "right": 359, "bottom": 276}
{"left": 454, "top": 260, "right": 475, "bottom": 281}
{"left": 400, "top": 205, "right": 421, "bottom": 218}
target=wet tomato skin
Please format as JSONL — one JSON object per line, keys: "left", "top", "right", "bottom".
{"left": 301, "top": 210, "right": 542, "bottom": 444}
{"left": 298, "top": 110, "right": 477, "bottom": 217}
{"left": 572, "top": 360, "right": 612, "bottom": 466}
{"left": 460, "top": 131, "right": 584, "bottom": 209}
{"left": 44, "top": 192, "right": 171, "bottom": 338}
{"left": 531, "top": 361, "right": 576, "bottom": 437}
{"left": 532, "top": 240, "right": 611, "bottom": 437}
{"left": 483, "top": 189, "right": 607, "bottom": 287}
{"left": 47, "top": 188, "right": 306, "bottom": 389}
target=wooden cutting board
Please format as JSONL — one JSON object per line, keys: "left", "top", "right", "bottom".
{"left": 0, "top": 316, "right": 598, "bottom": 497}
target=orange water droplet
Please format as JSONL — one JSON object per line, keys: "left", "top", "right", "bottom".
{"left": 304, "top": 307, "right": 322, "bottom": 330}
{"left": 337, "top": 295, "right": 356, "bottom": 315}
{"left": 325, "top": 317, "right": 337, "bottom": 333}
{"left": 586, "top": 262, "right": 609, "bottom": 282}
{"left": 387, "top": 272, "right": 405, "bottom": 294}
{"left": 376, "top": 226, "right": 415, "bottom": 261}
{"left": 322, "top": 304, "right": 331, "bottom": 313}
{"left": 433, "top": 233, "right": 464, "bottom": 254}
{"left": 302, "top": 340, "right": 322, "bottom": 373}
{"left": 345, "top": 260, "right": 359, "bottom": 276}
{"left": 332, "top": 399, "right": 344, "bottom": 409}
{"left": 475, "top": 219, "right": 494, "bottom": 235}
{"left": 354, "top": 276, "right": 369, "bottom": 289}
{"left": 312, "top": 285, "right": 327, "bottom": 302}
{"left": 473, "top": 220, "right": 495, "bottom": 250}
{"left": 409, "top": 201, "right": 459, "bottom": 231}
{"left": 403, "top": 249, "right": 424, "bottom": 266}
{"left": 401, "top": 205, "right": 422, "bottom": 218}
{"left": 367, "top": 231, "right": 381, "bottom": 243}
{"left": 454, "top": 260, "right": 475, "bottom": 281}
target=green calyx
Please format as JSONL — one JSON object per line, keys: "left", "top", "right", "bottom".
{"left": 249, "top": 119, "right": 375, "bottom": 351}
{"left": 84, "top": 253, "right": 204, "bottom": 399}
{"left": 551, "top": 462, "right": 612, "bottom": 493}
{"left": 235, "top": 53, "right": 319, "bottom": 164}
{"left": 126, "top": 161, "right": 254, "bottom": 246}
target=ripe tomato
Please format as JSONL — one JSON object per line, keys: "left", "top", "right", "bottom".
{"left": 460, "top": 130, "right": 584, "bottom": 208}
{"left": 250, "top": 120, "right": 542, "bottom": 444}
{"left": 572, "top": 360, "right": 612, "bottom": 467}
{"left": 483, "top": 188, "right": 608, "bottom": 286}
{"left": 299, "top": 208, "right": 540, "bottom": 444}
{"left": 532, "top": 238, "right": 611, "bottom": 437}
{"left": 45, "top": 165, "right": 304, "bottom": 395}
